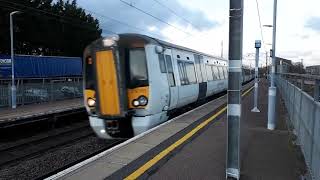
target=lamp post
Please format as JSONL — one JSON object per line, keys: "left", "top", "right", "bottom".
{"left": 10, "top": 11, "right": 21, "bottom": 109}
{"left": 263, "top": 27, "right": 273, "bottom": 79}
{"left": 267, "top": 0, "right": 278, "bottom": 130}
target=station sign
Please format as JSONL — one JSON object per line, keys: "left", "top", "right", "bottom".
{"left": 0, "top": 58, "right": 11, "bottom": 65}
{"left": 255, "top": 40, "right": 261, "bottom": 48}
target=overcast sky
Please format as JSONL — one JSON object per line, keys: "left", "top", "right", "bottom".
{"left": 77, "top": 0, "right": 320, "bottom": 67}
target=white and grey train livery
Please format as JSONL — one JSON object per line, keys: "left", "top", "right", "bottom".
{"left": 83, "top": 33, "right": 253, "bottom": 139}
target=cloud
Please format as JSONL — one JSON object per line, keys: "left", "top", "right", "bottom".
{"left": 305, "top": 17, "right": 320, "bottom": 31}
{"left": 77, "top": 0, "right": 218, "bottom": 38}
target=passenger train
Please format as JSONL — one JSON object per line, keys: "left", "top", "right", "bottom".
{"left": 83, "top": 33, "right": 253, "bottom": 139}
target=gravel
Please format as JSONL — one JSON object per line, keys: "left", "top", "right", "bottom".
{"left": 0, "top": 136, "right": 120, "bottom": 180}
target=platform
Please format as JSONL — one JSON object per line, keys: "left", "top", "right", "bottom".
{"left": 0, "top": 99, "right": 84, "bottom": 128}
{"left": 48, "top": 80, "right": 306, "bottom": 180}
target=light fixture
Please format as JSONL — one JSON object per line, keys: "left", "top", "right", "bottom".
{"left": 87, "top": 98, "right": 96, "bottom": 107}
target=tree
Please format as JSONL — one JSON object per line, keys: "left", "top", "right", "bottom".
{"left": 0, "top": 0, "right": 102, "bottom": 56}
{"left": 289, "top": 62, "right": 306, "bottom": 74}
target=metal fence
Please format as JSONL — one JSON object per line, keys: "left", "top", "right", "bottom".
{"left": 0, "top": 78, "right": 83, "bottom": 108}
{"left": 276, "top": 74, "right": 320, "bottom": 180}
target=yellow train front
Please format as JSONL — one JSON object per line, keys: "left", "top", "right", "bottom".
{"left": 83, "top": 33, "right": 252, "bottom": 139}
{"left": 83, "top": 34, "right": 153, "bottom": 138}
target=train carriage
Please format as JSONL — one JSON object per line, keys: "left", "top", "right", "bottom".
{"left": 83, "top": 33, "right": 253, "bottom": 139}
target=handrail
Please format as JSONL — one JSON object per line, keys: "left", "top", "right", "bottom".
{"left": 279, "top": 73, "right": 320, "bottom": 80}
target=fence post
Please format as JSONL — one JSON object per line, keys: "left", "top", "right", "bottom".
{"left": 21, "top": 81, "right": 25, "bottom": 106}
{"left": 8, "top": 83, "right": 11, "bottom": 107}
{"left": 309, "top": 101, "right": 317, "bottom": 178}
{"left": 50, "top": 81, "right": 54, "bottom": 102}
{"left": 297, "top": 87, "right": 303, "bottom": 143}
{"left": 314, "top": 79, "right": 320, "bottom": 102}
{"left": 300, "top": 78, "right": 304, "bottom": 91}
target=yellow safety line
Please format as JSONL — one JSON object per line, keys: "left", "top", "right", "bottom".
{"left": 124, "top": 85, "right": 254, "bottom": 180}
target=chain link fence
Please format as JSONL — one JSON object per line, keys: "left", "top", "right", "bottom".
{"left": 0, "top": 78, "right": 83, "bottom": 108}
{"left": 276, "top": 75, "right": 320, "bottom": 180}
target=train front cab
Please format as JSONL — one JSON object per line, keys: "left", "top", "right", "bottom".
{"left": 83, "top": 35, "right": 156, "bottom": 138}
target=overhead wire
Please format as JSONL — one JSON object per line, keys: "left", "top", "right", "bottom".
{"left": 83, "top": 9, "right": 168, "bottom": 39}
{"left": 151, "top": 0, "right": 202, "bottom": 32}
{"left": 255, "top": 0, "right": 266, "bottom": 51}
{"left": 119, "top": 0, "right": 193, "bottom": 36}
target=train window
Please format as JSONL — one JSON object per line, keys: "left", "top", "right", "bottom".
{"left": 199, "top": 56, "right": 207, "bottom": 82}
{"left": 212, "top": 66, "right": 219, "bottom": 80}
{"left": 158, "top": 54, "right": 167, "bottom": 73}
{"left": 165, "top": 55, "right": 175, "bottom": 86}
{"left": 85, "top": 56, "right": 95, "bottom": 89}
{"left": 185, "top": 63, "right": 197, "bottom": 84}
{"left": 218, "top": 67, "right": 225, "bottom": 79}
{"left": 224, "top": 67, "right": 228, "bottom": 78}
{"left": 165, "top": 55, "right": 173, "bottom": 73}
{"left": 206, "top": 65, "right": 213, "bottom": 81}
{"left": 178, "top": 61, "right": 188, "bottom": 85}
{"left": 194, "top": 54, "right": 203, "bottom": 83}
{"left": 211, "top": 66, "right": 217, "bottom": 80}
{"left": 129, "top": 49, "right": 148, "bottom": 88}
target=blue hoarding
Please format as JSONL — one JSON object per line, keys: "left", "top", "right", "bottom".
{"left": 0, "top": 54, "right": 82, "bottom": 78}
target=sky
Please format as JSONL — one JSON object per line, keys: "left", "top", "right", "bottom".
{"left": 77, "top": 0, "right": 320, "bottom": 67}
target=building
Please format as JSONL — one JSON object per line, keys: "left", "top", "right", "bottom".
{"left": 276, "top": 57, "right": 292, "bottom": 73}
{"left": 306, "top": 65, "right": 320, "bottom": 75}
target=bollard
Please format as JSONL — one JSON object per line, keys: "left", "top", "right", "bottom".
{"left": 267, "top": 86, "right": 277, "bottom": 130}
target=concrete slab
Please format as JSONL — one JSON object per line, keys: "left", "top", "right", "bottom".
{"left": 62, "top": 159, "right": 123, "bottom": 180}
{"left": 110, "top": 142, "right": 154, "bottom": 160}
{"left": 135, "top": 130, "right": 175, "bottom": 146}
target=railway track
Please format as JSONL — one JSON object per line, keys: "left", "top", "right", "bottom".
{"left": 0, "top": 119, "right": 125, "bottom": 179}
{"left": 0, "top": 124, "right": 94, "bottom": 167}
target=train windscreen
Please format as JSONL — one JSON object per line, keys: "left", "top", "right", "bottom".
{"left": 128, "top": 48, "right": 149, "bottom": 88}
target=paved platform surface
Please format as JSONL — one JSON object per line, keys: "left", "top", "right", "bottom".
{"left": 50, "top": 80, "right": 306, "bottom": 180}
{"left": 0, "top": 99, "right": 84, "bottom": 124}
{"left": 148, "top": 79, "right": 305, "bottom": 180}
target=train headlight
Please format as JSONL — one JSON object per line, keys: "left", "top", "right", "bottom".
{"left": 132, "top": 100, "right": 140, "bottom": 107}
{"left": 102, "top": 35, "right": 119, "bottom": 47}
{"left": 87, "top": 98, "right": 96, "bottom": 107}
{"left": 138, "top": 96, "right": 148, "bottom": 106}
{"left": 132, "top": 96, "right": 148, "bottom": 107}
{"left": 103, "top": 39, "right": 115, "bottom": 47}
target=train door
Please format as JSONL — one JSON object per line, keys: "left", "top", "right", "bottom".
{"left": 194, "top": 54, "right": 207, "bottom": 100}
{"left": 163, "top": 49, "right": 178, "bottom": 110}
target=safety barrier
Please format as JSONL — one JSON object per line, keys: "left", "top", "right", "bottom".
{"left": 0, "top": 78, "right": 83, "bottom": 108}
{"left": 276, "top": 75, "right": 320, "bottom": 180}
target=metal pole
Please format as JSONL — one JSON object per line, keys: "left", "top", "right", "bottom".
{"left": 10, "top": 11, "right": 20, "bottom": 109}
{"left": 267, "top": 0, "right": 277, "bottom": 130}
{"left": 265, "top": 51, "right": 268, "bottom": 78}
{"left": 314, "top": 79, "right": 320, "bottom": 102}
{"left": 226, "top": 0, "right": 243, "bottom": 179}
{"left": 252, "top": 40, "right": 261, "bottom": 112}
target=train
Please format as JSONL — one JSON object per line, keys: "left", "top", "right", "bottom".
{"left": 83, "top": 33, "right": 254, "bottom": 139}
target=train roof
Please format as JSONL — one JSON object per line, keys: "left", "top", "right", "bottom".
{"left": 118, "top": 33, "right": 227, "bottom": 62}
